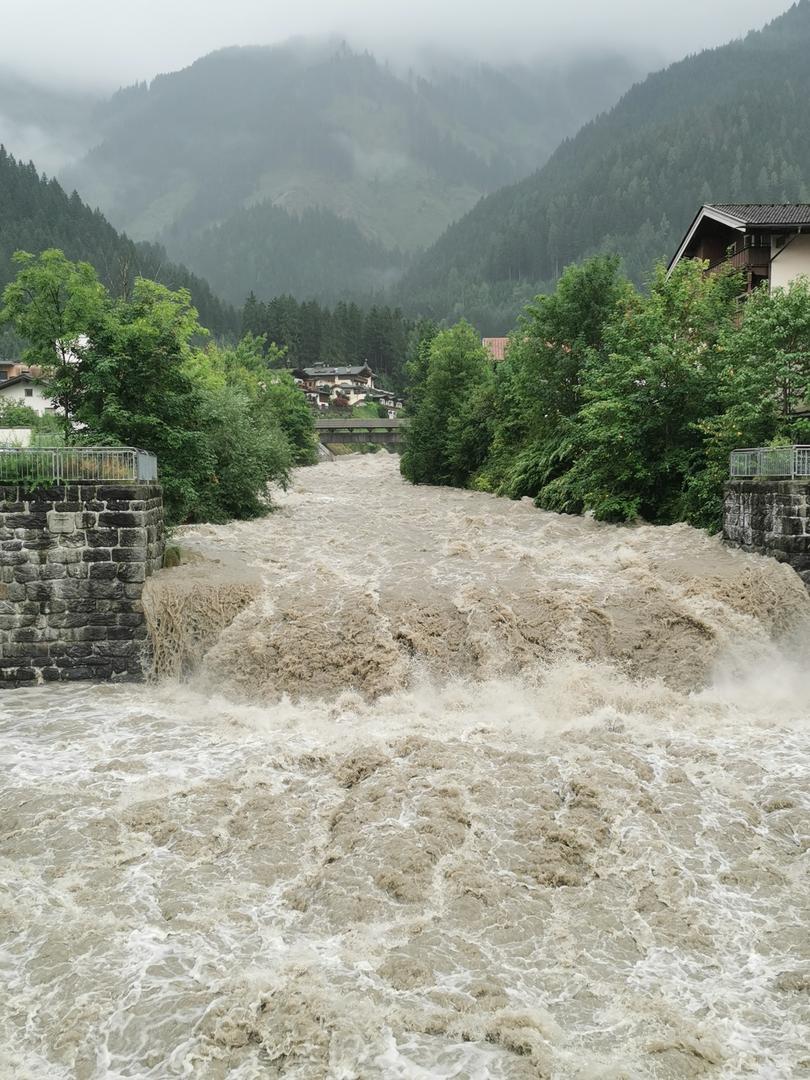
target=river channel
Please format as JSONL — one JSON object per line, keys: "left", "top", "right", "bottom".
{"left": 2, "top": 454, "right": 809, "bottom": 1078}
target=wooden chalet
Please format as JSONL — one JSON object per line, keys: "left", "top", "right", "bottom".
{"left": 668, "top": 204, "right": 810, "bottom": 293}
{"left": 293, "top": 363, "right": 376, "bottom": 390}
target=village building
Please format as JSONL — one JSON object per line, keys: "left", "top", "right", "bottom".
{"left": 668, "top": 204, "right": 810, "bottom": 293}
{"left": 292, "top": 362, "right": 403, "bottom": 414}
{"left": 331, "top": 381, "right": 377, "bottom": 407}
{"left": 0, "top": 373, "right": 57, "bottom": 417}
{"left": 293, "top": 363, "right": 376, "bottom": 392}
{"left": 303, "top": 384, "right": 333, "bottom": 410}
{"left": 0, "top": 358, "right": 26, "bottom": 382}
{"left": 364, "top": 386, "right": 405, "bottom": 418}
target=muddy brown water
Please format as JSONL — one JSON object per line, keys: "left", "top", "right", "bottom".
{"left": 2, "top": 455, "right": 809, "bottom": 1078}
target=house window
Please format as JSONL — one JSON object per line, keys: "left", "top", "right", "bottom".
{"left": 25, "top": 388, "right": 34, "bottom": 397}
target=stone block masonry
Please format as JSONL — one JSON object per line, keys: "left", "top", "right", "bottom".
{"left": 0, "top": 483, "right": 164, "bottom": 688}
{"left": 724, "top": 479, "right": 810, "bottom": 584}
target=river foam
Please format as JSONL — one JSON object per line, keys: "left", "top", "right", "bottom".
{"left": 2, "top": 455, "right": 809, "bottom": 1078}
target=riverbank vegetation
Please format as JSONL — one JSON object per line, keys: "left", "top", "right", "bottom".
{"left": 402, "top": 256, "right": 810, "bottom": 531}
{"left": 0, "top": 249, "right": 315, "bottom": 525}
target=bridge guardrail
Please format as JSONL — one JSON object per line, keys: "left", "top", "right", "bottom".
{"left": 730, "top": 445, "right": 810, "bottom": 478}
{"left": 0, "top": 447, "right": 158, "bottom": 485}
{"left": 314, "top": 418, "right": 406, "bottom": 429}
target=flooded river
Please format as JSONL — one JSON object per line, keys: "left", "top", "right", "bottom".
{"left": 2, "top": 455, "right": 809, "bottom": 1078}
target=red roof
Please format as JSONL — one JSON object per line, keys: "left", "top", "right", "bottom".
{"left": 482, "top": 337, "right": 508, "bottom": 361}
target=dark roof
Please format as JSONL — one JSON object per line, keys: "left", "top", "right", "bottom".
{"left": 707, "top": 204, "right": 810, "bottom": 226}
{"left": 0, "top": 373, "right": 34, "bottom": 390}
{"left": 298, "top": 364, "right": 373, "bottom": 378}
{"left": 669, "top": 203, "right": 810, "bottom": 273}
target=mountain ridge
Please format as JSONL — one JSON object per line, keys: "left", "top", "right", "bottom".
{"left": 59, "top": 40, "right": 646, "bottom": 304}
{"left": 399, "top": 1, "right": 810, "bottom": 330}
{"left": 0, "top": 147, "right": 237, "bottom": 338}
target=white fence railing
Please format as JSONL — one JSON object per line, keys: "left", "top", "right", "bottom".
{"left": 0, "top": 447, "right": 158, "bottom": 485}
{"left": 730, "top": 446, "right": 810, "bottom": 478}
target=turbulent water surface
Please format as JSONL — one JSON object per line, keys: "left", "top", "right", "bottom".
{"left": 2, "top": 455, "right": 810, "bottom": 1079}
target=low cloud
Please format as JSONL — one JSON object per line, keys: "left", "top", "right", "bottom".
{"left": 1, "top": 0, "right": 794, "bottom": 89}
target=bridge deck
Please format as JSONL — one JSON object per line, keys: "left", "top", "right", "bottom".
{"left": 314, "top": 418, "right": 406, "bottom": 430}
{"left": 314, "top": 417, "right": 407, "bottom": 446}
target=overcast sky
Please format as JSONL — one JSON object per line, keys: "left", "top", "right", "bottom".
{"left": 0, "top": 0, "right": 795, "bottom": 89}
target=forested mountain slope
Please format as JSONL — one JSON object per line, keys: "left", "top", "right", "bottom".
{"left": 0, "top": 148, "right": 237, "bottom": 336}
{"left": 183, "top": 203, "right": 405, "bottom": 306}
{"left": 400, "top": 1, "right": 810, "bottom": 331}
{"left": 61, "top": 42, "right": 644, "bottom": 302}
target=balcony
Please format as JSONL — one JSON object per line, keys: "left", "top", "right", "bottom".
{"left": 709, "top": 237, "right": 771, "bottom": 276}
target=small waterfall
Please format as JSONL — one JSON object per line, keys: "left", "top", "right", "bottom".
{"left": 143, "top": 558, "right": 261, "bottom": 679}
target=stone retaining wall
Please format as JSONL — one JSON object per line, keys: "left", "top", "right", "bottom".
{"left": 723, "top": 479, "right": 810, "bottom": 584}
{"left": 0, "top": 483, "right": 164, "bottom": 687}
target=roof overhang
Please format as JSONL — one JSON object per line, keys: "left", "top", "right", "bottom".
{"left": 667, "top": 205, "right": 748, "bottom": 276}
{"left": 0, "top": 373, "right": 34, "bottom": 390}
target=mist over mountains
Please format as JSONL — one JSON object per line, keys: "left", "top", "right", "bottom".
{"left": 57, "top": 41, "right": 645, "bottom": 304}
{"left": 0, "top": 73, "right": 99, "bottom": 176}
{"left": 1, "top": 3, "right": 808, "bottom": 335}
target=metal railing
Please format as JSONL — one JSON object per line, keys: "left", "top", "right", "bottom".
{"left": 730, "top": 446, "right": 810, "bottom": 478}
{"left": 0, "top": 447, "right": 158, "bottom": 485}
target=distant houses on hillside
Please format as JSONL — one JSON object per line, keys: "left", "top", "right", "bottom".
{"left": 292, "top": 363, "right": 404, "bottom": 415}
{"left": 669, "top": 203, "right": 810, "bottom": 293}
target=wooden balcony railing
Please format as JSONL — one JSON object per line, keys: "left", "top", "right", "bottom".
{"left": 709, "top": 245, "right": 770, "bottom": 273}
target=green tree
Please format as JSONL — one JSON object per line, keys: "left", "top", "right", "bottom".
{"left": 241, "top": 291, "right": 264, "bottom": 336}
{"left": 262, "top": 371, "right": 317, "bottom": 466}
{"left": 0, "top": 400, "right": 64, "bottom": 445}
{"left": 73, "top": 277, "right": 216, "bottom": 522}
{"left": 1, "top": 250, "right": 300, "bottom": 525}
{"left": 0, "top": 400, "right": 39, "bottom": 428}
{"left": 688, "top": 277, "right": 810, "bottom": 528}
{"left": 403, "top": 318, "right": 438, "bottom": 415}
{"left": 205, "top": 333, "right": 316, "bottom": 466}
{"left": 543, "top": 261, "right": 741, "bottom": 522}
{"left": 401, "top": 321, "right": 494, "bottom": 487}
{"left": 0, "top": 249, "right": 106, "bottom": 437}
{"left": 195, "top": 382, "right": 292, "bottom": 521}
{"left": 482, "top": 255, "right": 628, "bottom": 498}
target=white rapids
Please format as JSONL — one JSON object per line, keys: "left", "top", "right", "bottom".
{"left": 1, "top": 454, "right": 809, "bottom": 1079}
